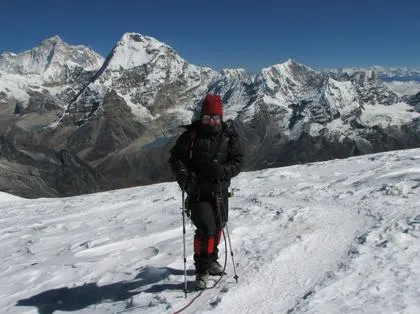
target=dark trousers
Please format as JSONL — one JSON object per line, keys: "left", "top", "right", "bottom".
{"left": 189, "top": 191, "right": 228, "bottom": 273}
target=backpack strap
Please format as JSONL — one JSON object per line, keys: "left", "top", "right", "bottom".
{"left": 189, "top": 130, "right": 197, "bottom": 160}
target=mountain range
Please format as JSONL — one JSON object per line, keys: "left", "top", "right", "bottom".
{"left": 0, "top": 33, "right": 419, "bottom": 197}
{"left": 324, "top": 65, "right": 420, "bottom": 82}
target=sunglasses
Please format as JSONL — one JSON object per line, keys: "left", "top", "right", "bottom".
{"left": 202, "top": 115, "right": 221, "bottom": 122}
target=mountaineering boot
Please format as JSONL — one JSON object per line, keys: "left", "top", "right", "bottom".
{"left": 195, "top": 271, "right": 209, "bottom": 290}
{"left": 208, "top": 261, "right": 225, "bottom": 276}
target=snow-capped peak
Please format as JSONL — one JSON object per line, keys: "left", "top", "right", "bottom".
{"left": 40, "top": 35, "right": 63, "bottom": 45}
{"left": 106, "top": 32, "right": 184, "bottom": 70}
{"left": 0, "top": 52, "right": 16, "bottom": 57}
{"left": 261, "top": 58, "right": 317, "bottom": 78}
{"left": 221, "top": 68, "right": 248, "bottom": 79}
{"left": 259, "top": 58, "right": 321, "bottom": 93}
{"left": 0, "top": 35, "right": 104, "bottom": 81}
{"left": 284, "top": 58, "right": 296, "bottom": 66}
{"left": 324, "top": 66, "right": 420, "bottom": 80}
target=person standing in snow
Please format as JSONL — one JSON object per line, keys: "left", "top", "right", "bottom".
{"left": 169, "top": 94, "right": 244, "bottom": 289}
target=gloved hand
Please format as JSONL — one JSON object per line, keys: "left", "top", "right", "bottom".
{"left": 175, "top": 168, "right": 188, "bottom": 189}
{"left": 184, "top": 195, "right": 191, "bottom": 218}
{"left": 201, "top": 161, "right": 225, "bottom": 180}
{"left": 185, "top": 172, "right": 197, "bottom": 194}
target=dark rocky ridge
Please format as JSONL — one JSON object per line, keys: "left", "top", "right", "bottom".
{"left": 1, "top": 34, "right": 420, "bottom": 198}
{"left": 0, "top": 136, "right": 113, "bottom": 198}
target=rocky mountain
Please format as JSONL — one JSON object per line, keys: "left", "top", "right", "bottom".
{"left": 324, "top": 66, "right": 420, "bottom": 96}
{"left": 0, "top": 36, "right": 103, "bottom": 83}
{"left": 325, "top": 66, "right": 420, "bottom": 82}
{"left": 406, "top": 91, "right": 420, "bottom": 112}
{"left": 1, "top": 33, "right": 420, "bottom": 197}
{"left": 0, "top": 136, "right": 113, "bottom": 198}
{"left": 206, "top": 62, "right": 419, "bottom": 169}
{"left": 65, "top": 33, "right": 218, "bottom": 129}
{"left": 0, "top": 36, "right": 103, "bottom": 119}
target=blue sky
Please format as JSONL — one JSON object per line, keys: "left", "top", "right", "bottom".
{"left": 1, "top": 0, "right": 419, "bottom": 72}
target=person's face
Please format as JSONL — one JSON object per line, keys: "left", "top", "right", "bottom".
{"left": 201, "top": 114, "right": 221, "bottom": 125}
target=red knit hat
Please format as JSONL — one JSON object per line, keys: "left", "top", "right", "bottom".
{"left": 201, "top": 94, "right": 223, "bottom": 117}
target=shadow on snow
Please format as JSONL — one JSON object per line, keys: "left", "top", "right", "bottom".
{"left": 16, "top": 266, "right": 196, "bottom": 314}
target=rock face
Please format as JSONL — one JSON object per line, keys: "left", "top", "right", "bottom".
{"left": 1, "top": 33, "right": 420, "bottom": 197}
{"left": 406, "top": 92, "right": 420, "bottom": 112}
{"left": 67, "top": 33, "right": 218, "bottom": 131}
{"left": 59, "top": 89, "right": 146, "bottom": 161}
{"left": 0, "top": 136, "right": 113, "bottom": 198}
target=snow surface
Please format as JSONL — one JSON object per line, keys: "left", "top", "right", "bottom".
{"left": 360, "top": 102, "right": 420, "bottom": 128}
{"left": 0, "top": 72, "right": 31, "bottom": 106}
{"left": 0, "top": 149, "right": 419, "bottom": 314}
{"left": 309, "top": 97, "right": 419, "bottom": 140}
{"left": 384, "top": 81, "right": 420, "bottom": 97}
{"left": 324, "top": 78, "right": 360, "bottom": 115}
{"left": 0, "top": 192, "right": 22, "bottom": 203}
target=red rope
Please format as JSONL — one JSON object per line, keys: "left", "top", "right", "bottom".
{"left": 172, "top": 230, "right": 227, "bottom": 314}
{"left": 172, "top": 289, "right": 205, "bottom": 314}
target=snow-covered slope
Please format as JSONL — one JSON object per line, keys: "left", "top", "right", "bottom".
{"left": 384, "top": 81, "right": 420, "bottom": 96}
{"left": 1, "top": 148, "right": 419, "bottom": 313}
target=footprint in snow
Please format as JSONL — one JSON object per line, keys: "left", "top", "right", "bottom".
{"left": 210, "top": 296, "right": 222, "bottom": 307}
